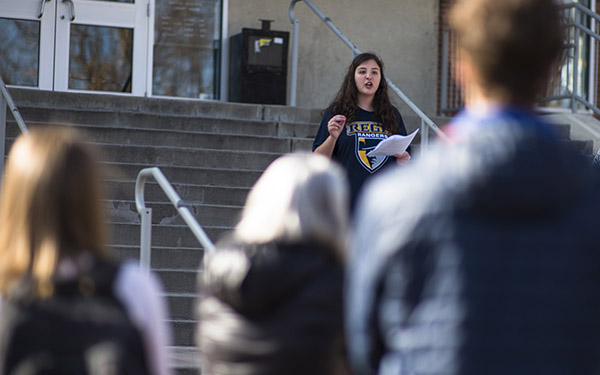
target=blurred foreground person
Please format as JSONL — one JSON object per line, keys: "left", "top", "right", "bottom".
{"left": 347, "top": 0, "right": 600, "bottom": 374}
{"left": 0, "top": 127, "right": 172, "bottom": 375}
{"left": 198, "top": 153, "right": 349, "bottom": 375}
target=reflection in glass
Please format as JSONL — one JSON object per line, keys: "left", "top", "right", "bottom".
{"left": 153, "top": 0, "right": 221, "bottom": 98}
{"left": 0, "top": 18, "right": 39, "bottom": 87}
{"left": 87, "top": 0, "right": 134, "bottom": 3}
{"left": 69, "top": 25, "right": 133, "bottom": 92}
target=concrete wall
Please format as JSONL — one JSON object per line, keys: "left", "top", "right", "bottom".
{"left": 227, "top": 0, "right": 440, "bottom": 116}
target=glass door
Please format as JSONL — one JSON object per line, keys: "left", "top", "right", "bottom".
{"left": 0, "top": 0, "right": 56, "bottom": 89}
{"left": 0, "top": 0, "right": 149, "bottom": 95}
{"left": 54, "top": 0, "right": 148, "bottom": 94}
{"left": 1, "top": 0, "right": 223, "bottom": 99}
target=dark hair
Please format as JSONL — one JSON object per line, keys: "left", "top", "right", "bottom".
{"left": 450, "top": 0, "right": 563, "bottom": 103}
{"left": 325, "top": 52, "right": 399, "bottom": 133}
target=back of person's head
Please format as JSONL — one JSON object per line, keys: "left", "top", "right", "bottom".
{"left": 234, "top": 153, "right": 349, "bottom": 258}
{"left": 450, "top": 0, "right": 563, "bottom": 103}
{"left": 0, "top": 127, "right": 107, "bottom": 297}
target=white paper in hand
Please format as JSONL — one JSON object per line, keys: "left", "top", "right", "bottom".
{"left": 367, "top": 129, "right": 419, "bottom": 157}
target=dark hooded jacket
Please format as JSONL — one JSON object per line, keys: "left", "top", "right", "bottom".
{"left": 347, "top": 108, "right": 600, "bottom": 375}
{"left": 197, "top": 239, "right": 346, "bottom": 375}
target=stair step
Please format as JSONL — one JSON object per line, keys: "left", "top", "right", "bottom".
{"left": 11, "top": 107, "right": 320, "bottom": 138}
{"left": 107, "top": 200, "right": 241, "bottom": 227}
{"left": 9, "top": 88, "right": 323, "bottom": 123}
{"left": 111, "top": 246, "right": 204, "bottom": 270}
{"left": 168, "top": 346, "right": 201, "bottom": 370}
{"left": 108, "top": 222, "right": 231, "bottom": 248}
{"left": 164, "top": 293, "right": 199, "bottom": 322}
{"left": 105, "top": 162, "right": 263, "bottom": 188}
{"left": 169, "top": 319, "right": 196, "bottom": 347}
{"left": 7, "top": 121, "right": 311, "bottom": 154}
{"left": 156, "top": 269, "right": 200, "bottom": 294}
{"left": 106, "top": 180, "right": 250, "bottom": 207}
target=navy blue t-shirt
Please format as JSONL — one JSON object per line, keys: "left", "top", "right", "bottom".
{"left": 312, "top": 106, "right": 409, "bottom": 211}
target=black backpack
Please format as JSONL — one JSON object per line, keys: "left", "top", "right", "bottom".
{"left": 0, "top": 259, "right": 150, "bottom": 375}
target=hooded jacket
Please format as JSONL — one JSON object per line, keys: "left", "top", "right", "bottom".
{"left": 197, "top": 240, "right": 346, "bottom": 375}
{"left": 347, "top": 108, "right": 600, "bottom": 375}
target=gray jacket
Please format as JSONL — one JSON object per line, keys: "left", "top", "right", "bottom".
{"left": 348, "top": 110, "right": 600, "bottom": 375}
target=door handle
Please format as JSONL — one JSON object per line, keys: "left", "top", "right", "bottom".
{"left": 38, "top": 0, "right": 51, "bottom": 18}
{"left": 62, "top": 0, "right": 75, "bottom": 21}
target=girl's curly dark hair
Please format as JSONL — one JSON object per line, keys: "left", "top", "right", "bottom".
{"left": 324, "top": 52, "right": 400, "bottom": 134}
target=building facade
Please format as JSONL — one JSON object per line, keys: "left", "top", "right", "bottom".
{"left": 1, "top": 0, "right": 597, "bottom": 116}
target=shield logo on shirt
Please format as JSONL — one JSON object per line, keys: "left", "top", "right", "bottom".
{"left": 356, "top": 137, "right": 388, "bottom": 172}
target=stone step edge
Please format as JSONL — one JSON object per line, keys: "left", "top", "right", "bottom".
{"left": 6, "top": 135, "right": 288, "bottom": 156}
{"left": 103, "top": 161, "right": 266, "bottom": 174}
{"left": 11, "top": 106, "right": 322, "bottom": 127}
{"left": 108, "top": 199, "right": 242, "bottom": 210}
{"left": 105, "top": 178, "right": 252, "bottom": 191}
{"left": 8, "top": 119, "right": 316, "bottom": 142}
{"left": 107, "top": 222, "right": 232, "bottom": 230}
{"left": 111, "top": 245, "right": 206, "bottom": 252}
{"left": 8, "top": 88, "right": 323, "bottom": 123}
{"left": 154, "top": 268, "right": 202, "bottom": 274}
{"left": 168, "top": 346, "right": 200, "bottom": 369}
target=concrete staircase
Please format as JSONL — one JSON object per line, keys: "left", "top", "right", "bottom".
{"left": 4, "top": 88, "right": 322, "bottom": 374}
{"left": 2, "top": 89, "right": 593, "bottom": 374}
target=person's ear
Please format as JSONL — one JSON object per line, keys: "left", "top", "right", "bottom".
{"left": 453, "top": 51, "right": 479, "bottom": 106}
{"left": 454, "top": 50, "right": 473, "bottom": 87}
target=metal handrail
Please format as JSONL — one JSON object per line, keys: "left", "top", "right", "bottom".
{"left": 288, "top": 0, "right": 448, "bottom": 147}
{"left": 440, "top": 1, "right": 600, "bottom": 116}
{"left": 135, "top": 167, "right": 216, "bottom": 273}
{"left": 0, "top": 76, "right": 29, "bottom": 182}
{"left": 0, "top": 76, "right": 29, "bottom": 135}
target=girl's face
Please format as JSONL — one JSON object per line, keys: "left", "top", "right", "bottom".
{"left": 354, "top": 59, "right": 381, "bottom": 99}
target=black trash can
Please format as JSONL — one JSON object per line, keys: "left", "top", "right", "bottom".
{"left": 229, "top": 20, "right": 289, "bottom": 105}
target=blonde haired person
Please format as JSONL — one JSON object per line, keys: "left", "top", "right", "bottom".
{"left": 198, "top": 153, "right": 349, "bottom": 375}
{"left": 0, "top": 127, "right": 172, "bottom": 375}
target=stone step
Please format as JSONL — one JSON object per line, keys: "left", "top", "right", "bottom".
{"left": 106, "top": 162, "right": 263, "bottom": 188}
{"left": 93, "top": 143, "right": 280, "bottom": 170}
{"left": 10, "top": 88, "right": 323, "bottom": 123}
{"left": 168, "top": 346, "right": 201, "bottom": 373}
{"left": 6, "top": 120, "right": 313, "bottom": 155}
{"left": 111, "top": 246, "right": 204, "bottom": 271}
{"left": 107, "top": 200, "right": 241, "bottom": 228}
{"left": 165, "top": 293, "right": 198, "bottom": 322}
{"left": 156, "top": 269, "right": 199, "bottom": 295}
{"left": 170, "top": 319, "right": 196, "bottom": 348}
{"left": 108, "top": 222, "right": 231, "bottom": 249}
{"left": 10, "top": 108, "right": 320, "bottom": 139}
{"left": 563, "top": 138, "right": 594, "bottom": 155}
{"left": 106, "top": 180, "right": 250, "bottom": 207}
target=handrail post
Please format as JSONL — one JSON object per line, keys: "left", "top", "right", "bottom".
{"left": 136, "top": 171, "right": 152, "bottom": 273}
{"left": 420, "top": 118, "right": 428, "bottom": 153}
{"left": 135, "top": 167, "right": 216, "bottom": 273}
{"left": 289, "top": 0, "right": 301, "bottom": 106}
{"left": 0, "top": 76, "right": 29, "bottom": 135}
{"left": 140, "top": 207, "right": 152, "bottom": 273}
{"left": 573, "top": 16, "right": 580, "bottom": 113}
{"left": 0, "top": 94, "right": 6, "bottom": 184}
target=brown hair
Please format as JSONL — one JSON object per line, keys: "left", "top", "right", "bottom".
{"left": 326, "top": 52, "right": 400, "bottom": 133}
{"left": 0, "top": 127, "right": 108, "bottom": 297}
{"left": 450, "top": 0, "right": 563, "bottom": 103}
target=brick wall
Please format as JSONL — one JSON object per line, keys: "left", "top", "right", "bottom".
{"left": 597, "top": 1, "right": 600, "bottom": 117}
{"left": 438, "top": 0, "right": 458, "bottom": 115}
